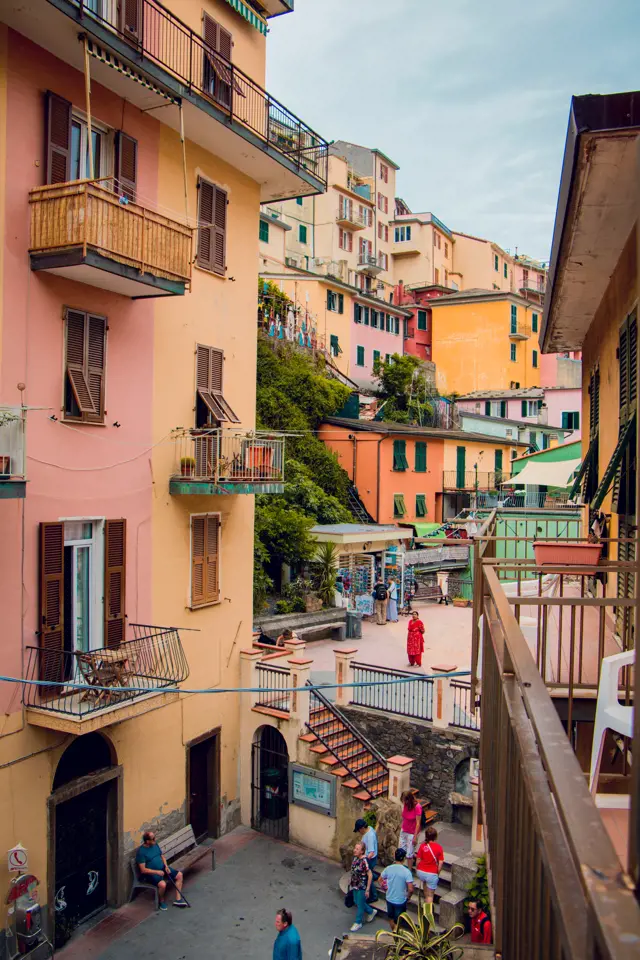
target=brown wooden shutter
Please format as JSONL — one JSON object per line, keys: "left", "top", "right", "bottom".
{"left": 45, "top": 91, "right": 72, "bottom": 185}
{"left": 115, "top": 131, "right": 138, "bottom": 202}
{"left": 196, "top": 343, "right": 211, "bottom": 391}
{"left": 65, "top": 309, "right": 96, "bottom": 415}
{"left": 195, "top": 344, "right": 239, "bottom": 423}
{"left": 191, "top": 516, "right": 206, "bottom": 606}
{"left": 87, "top": 315, "right": 107, "bottom": 421}
{"left": 218, "top": 25, "right": 232, "bottom": 60}
{"left": 197, "top": 177, "right": 214, "bottom": 269}
{"left": 104, "top": 519, "right": 126, "bottom": 648}
{"left": 205, "top": 515, "right": 220, "bottom": 603}
{"left": 210, "top": 348, "right": 223, "bottom": 393}
{"left": 39, "top": 522, "right": 65, "bottom": 691}
{"left": 213, "top": 185, "right": 227, "bottom": 276}
{"left": 119, "top": 0, "right": 143, "bottom": 44}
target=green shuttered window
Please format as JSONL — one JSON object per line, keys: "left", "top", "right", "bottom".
{"left": 414, "top": 441, "right": 427, "bottom": 472}
{"left": 415, "top": 494, "right": 427, "bottom": 517}
{"left": 393, "top": 439, "right": 409, "bottom": 471}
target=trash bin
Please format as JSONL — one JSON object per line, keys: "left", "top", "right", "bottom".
{"left": 346, "top": 611, "right": 362, "bottom": 639}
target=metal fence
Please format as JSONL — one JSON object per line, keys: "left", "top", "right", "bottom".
{"left": 451, "top": 681, "right": 480, "bottom": 730}
{"left": 443, "top": 471, "right": 509, "bottom": 490}
{"left": 255, "top": 663, "right": 291, "bottom": 713}
{"left": 70, "top": 0, "right": 328, "bottom": 184}
{"left": 23, "top": 624, "right": 188, "bottom": 717}
{"left": 350, "top": 662, "right": 434, "bottom": 721}
{"left": 173, "top": 429, "right": 285, "bottom": 484}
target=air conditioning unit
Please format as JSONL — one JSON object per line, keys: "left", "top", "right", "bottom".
{"left": 285, "top": 257, "right": 299, "bottom": 268}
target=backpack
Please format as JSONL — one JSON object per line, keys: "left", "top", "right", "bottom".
{"left": 374, "top": 584, "right": 388, "bottom": 601}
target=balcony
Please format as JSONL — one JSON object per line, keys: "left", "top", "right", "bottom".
{"left": 29, "top": 180, "right": 193, "bottom": 297}
{"left": 170, "top": 428, "right": 285, "bottom": 495}
{"left": 335, "top": 209, "right": 367, "bottom": 230}
{"left": 23, "top": 624, "right": 189, "bottom": 734}
{"left": 356, "top": 254, "right": 384, "bottom": 276}
{"left": 392, "top": 238, "right": 421, "bottom": 257}
{"left": 473, "top": 528, "right": 640, "bottom": 956}
{"left": 261, "top": 0, "right": 294, "bottom": 14}
{"left": 509, "top": 319, "right": 531, "bottom": 339}
{"left": 0, "top": 408, "right": 26, "bottom": 499}
{"left": 443, "top": 470, "right": 509, "bottom": 491}
{"left": 2, "top": 0, "right": 327, "bottom": 202}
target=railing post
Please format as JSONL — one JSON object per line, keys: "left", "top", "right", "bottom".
{"left": 287, "top": 656, "right": 312, "bottom": 725}
{"left": 470, "top": 770, "right": 484, "bottom": 856}
{"left": 240, "top": 648, "right": 263, "bottom": 707}
{"left": 386, "top": 755, "right": 413, "bottom": 805}
{"left": 334, "top": 647, "right": 358, "bottom": 707}
{"left": 281, "top": 635, "right": 307, "bottom": 657}
{"left": 431, "top": 664, "right": 457, "bottom": 728}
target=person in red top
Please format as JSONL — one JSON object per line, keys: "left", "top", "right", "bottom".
{"left": 406, "top": 611, "right": 425, "bottom": 667}
{"left": 468, "top": 902, "right": 492, "bottom": 944}
{"left": 414, "top": 826, "right": 444, "bottom": 903}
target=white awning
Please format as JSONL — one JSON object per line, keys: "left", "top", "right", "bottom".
{"left": 503, "top": 458, "right": 581, "bottom": 487}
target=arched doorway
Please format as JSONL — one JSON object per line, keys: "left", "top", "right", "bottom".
{"left": 251, "top": 726, "right": 289, "bottom": 841}
{"left": 50, "top": 734, "right": 120, "bottom": 942}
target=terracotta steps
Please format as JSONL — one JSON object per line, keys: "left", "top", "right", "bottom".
{"left": 305, "top": 697, "right": 388, "bottom": 799}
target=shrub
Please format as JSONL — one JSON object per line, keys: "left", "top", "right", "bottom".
{"left": 274, "top": 599, "right": 293, "bottom": 615}
{"left": 465, "top": 855, "right": 490, "bottom": 914}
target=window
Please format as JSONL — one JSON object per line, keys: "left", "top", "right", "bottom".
{"left": 434, "top": 268, "right": 440, "bottom": 285}
{"left": 394, "top": 317, "right": 400, "bottom": 335}
{"left": 326, "top": 290, "right": 344, "bottom": 314}
{"left": 371, "top": 310, "right": 378, "bottom": 329}
{"left": 356, "top": 346, "right": 365, "bottom": 366}
{"left": 393, "top": 494, "right": 406, "bottom": 518}
{"left": 195, "top": 343, "right": 239, "bottom": 427}
{"left": 532, "top": 313, "right": 539, "bottom": 333}
{"left": 494, "top": 449, "right": 503, "bottom": 479}
{"left": 510, "top": 343, "right": 517, "bottom": 362}
{"left": 504, "top": 262, "right": 508, "bottom": 279}
{"left": 521, "top": 400, "right": 539, "bottom": 417}
{"left": 542, "top": 433, "right": 549, "bottom": 450}
{"left": 415, "top": 441, "right": 427, "bottom": 472}
{"left": 532, "top": 349, "right": 538, "bottom": 368}
{"left": 71, "top": 116, "right": 105, "bottom": 182}
{"left": 561, "top": 412, "right": 580, "bottom": 430}
{"left": 354, "top": 303, "right": 362, "bottom": 324}
{"left": 363, "top": 307, "right": 370, "bottom": 325}
{"left": 415, "top": 494, "right": 427, "bottom": 517}
{"left": 510, "top": 304, "right": 518, "bottom": 333}
{"left": 385, "top": 354, "right": 391, "bottom": 365}
{"left": 380, "top": 253, "right": 389, "bottom": 271}
{"left": 380, "top": 163, "right": 389, "bottom": 183}
{"left": 190, "top": 513, "right": 221, "bottom": 608}
{"left": 202, "top": 13, "right": 236, "bottom": 110}
{"left": 63, "top": 308, "right": 107, "bottom": 423}
{"left": 395, "top": 225, "right": 412, "bottom": 242}
{"left": 384, "top": 224, "right": 389, "bottom": 243}
{"left": 529, "top": 431, "right": 537, "bottom": 449}
{"left": 197, "top": 176, "right": 227, "bottom": 275}
{"left": 298, "top": 224, "right": 307, "bottom": 244}
{"left": 373, "top": 349, "right": 381, "bottom": 367}
{"left": 259, "top": 219, "right": 269, "bottom": 243}
{"left": 377, "top": 193, "right": 388, "bottom": 213}
{"left": 437, "top": 234, "right": 441, "bottom": 250}
{"left": 339, "top": 195, "right": 353, "bottom": 221}
{"left": 494, "top": 254, "right": 499, "bottom": 271}
{"left": 444, "top": 242, "right": 449, "bottom": 258}
{"left": 378, "top": 222, "right": 383, "bottom": 241}
{"left": 296, "top": 197, "right": 303, "bottom": 206}
{"left": 417, "top": 310, "right": 428, "bottom": 331}
{"left": 330, "top": 335, "right": 341, "bottom": 357}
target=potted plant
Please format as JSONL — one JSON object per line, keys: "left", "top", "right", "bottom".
{"left": 452, "top": 595, "right": 469, "bottom": 608}
{"left": 180, "top": 456, "right": 196, "bottom": 478}
{"left": 376, "top": 901, "right": 464, "bottom": 959}
{"left": 533, "top": 538, "right": 603, "bottom": 567}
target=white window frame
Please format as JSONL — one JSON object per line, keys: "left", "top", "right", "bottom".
{"left": 61, "top": 517, "right": 105, "bottom": 652}
{"left": 71, "top": 109, "right": 113, "bottom": 182}
{"left": 526, "top": 400, "right": 538, "bottom": 417}
{"left": 84, "top": 0, "right": 118, "bottom": 29}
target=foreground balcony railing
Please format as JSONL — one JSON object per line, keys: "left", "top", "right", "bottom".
{"left": 29, "top": 179, "right": 193, "bottom": 297}
{"left": 0, "top": 407, "right": 26, "bottom": 498}
{"left": 356, "top": 254, "right": 384, "bottom": 275}
{"left": 172, "top": 428, "right": 285, "bottom": 488}
{"left": 477, "top": 562, "right": 640, "bottom": 958}
{"left": 23, "top": 624, "right": 189, "bottom": 724}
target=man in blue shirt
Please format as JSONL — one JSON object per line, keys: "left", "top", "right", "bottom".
{"left": 354, "top": 818, "right": 379, "bottom": 902}
{"left": 380, "top": 848, "right": 414, "bottom": 930}
{"left": 273, "top": 908, "right": 302, "bottom": 960}
{"left": 135, "top": 831, "right": 187, "bottom": 911}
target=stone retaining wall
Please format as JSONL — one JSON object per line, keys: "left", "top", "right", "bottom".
{"left": 341, "top": 704, "right": 479, "bottom": 821}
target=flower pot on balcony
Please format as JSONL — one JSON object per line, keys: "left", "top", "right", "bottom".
{"left": 180, "top": 457, "right": 196, "bottom": 478}
{"left": 0, "top": 455, "right": 10, "bottom": 479}
{"left": 533, "top": 541, "right": 603, "bottom": 567}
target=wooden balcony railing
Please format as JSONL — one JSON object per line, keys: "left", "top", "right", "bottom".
{"left": 29, "top": 179, "right": 193, "bottom": 289}
{"left": 478, "top": 563, "right": 640, "bottom": 958}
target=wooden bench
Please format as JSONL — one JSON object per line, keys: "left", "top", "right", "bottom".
{"left": 129, "top": 824, "right": 215, "bottom": 908}
{"left": 413, "top": 584, "right": 451, "bottom": 605}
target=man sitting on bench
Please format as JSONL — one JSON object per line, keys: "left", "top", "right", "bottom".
{"left": 136, "top": 831, "right": 187, "bottom": 910}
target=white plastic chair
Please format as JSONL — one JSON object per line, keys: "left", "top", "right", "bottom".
{"left": 589, "top": 650, "right": 635, "bottom": 796}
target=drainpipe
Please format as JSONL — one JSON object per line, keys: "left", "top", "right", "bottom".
{"left": 376, "top": 437, "right": 384, "bottom": 521}
{"left": 348, "top": 434, "right": 357, "bottom": 482}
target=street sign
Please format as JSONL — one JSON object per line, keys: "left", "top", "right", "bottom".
{"left": 7, "top": 845, "right": 28, "bottom": 873}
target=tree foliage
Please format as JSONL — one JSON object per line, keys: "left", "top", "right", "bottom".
{"left": 374, "top": 353, "right": 434, "bottom": 426}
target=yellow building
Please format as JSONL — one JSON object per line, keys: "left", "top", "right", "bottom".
{"left": 0, "top": 0, "right": 326, "bottom": 939}
{"left": 450, "top": 232, "right": 514, "bottom": 292}
{"left": 430, "top": 290, "right": 542, "bottom": 395}
{"left": 391, "top": 211, "right": 456, "bottom": 289}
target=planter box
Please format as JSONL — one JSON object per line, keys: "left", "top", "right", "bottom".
{"left": 533, "top": 541, "right": 603, "bottom": 567}
{"left": 452, "top": 598, "right": 470, "bottom": 608}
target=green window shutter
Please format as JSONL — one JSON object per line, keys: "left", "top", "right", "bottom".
{"left": 338, "top": 294, "right": 344, "bottom": 314}
{"left": 364, "top": 307, "right": 370, "bottom": 326}
{"left": 532, "top": 313, "right": 538, "bottom": 332}
{"left": 393, "top": 439, "right": 408, "bottom": 471}
{"left": 373, "top": 349, "right": 381, "bottom": 366}
{"left": 521, "top": 400, "right": 527, "bottom": 417}
{"left": 415, "top": 494, "right": 427, "bottom": 517}
{"left": 510, "top": 304, "right": 517, "bottom": 333}
{"left": 330, "top": 334, "right": 340, "bottom": 356}
{"left": 299, "top": 224, "right": 307, "bottom": 243}
{"left": 485, "top": 401, "right": 491, "bottom": 416}
{"left": 504, "top": 262, "right": 508, "bottom": 278}
{"left": 393, "top": 494, "right": 406, "bottom": 517}
{"left": 533, "top": 350, "right": 538, "bottom": 368}
{"left": 511, "top": 343, "right": 517, "bottom": 362}
{"left": 354, "top": 304, "right": 361, "bottom": 324}
{"left": 500, "top": 401, "right": 506, "bottom": 418}
{"left": 356, "top": 346, "right": 365, "bottom": 366}
{"left": 417, "top": 310, "right": 427, "bottom": 331}
{"left": 538, "top": 399, "right": 543, "bottom": 410}
{"left": 296, "top": 197, "right": 303, "bottom": 206}
{"left": 456, "top": 446, "right": 466, "bottom": 488}
{"left": 495, "top": 449, "right": 503, "bottom": 471}
{"left": 529, "top": 431, "right": 537, "bottom": 448}
{"left": 259, "top": 220, "right": 269, "bottom": 242}
{"left": 386, "top": 354, "right": 391, "bottom": 364}
{"left": 561, "top": 412, "right": 569, "bottom": 429}
{"left": 494, "top": 254, "right": 499, "bottom": 271}
{"left": 326, "top": 289, "right": 333, "bottom": 310}
{"left": 415, "top": 441, "right": 427, "bottom": 472}
{"left": 542, "top": 433, "right": 549, "bottom": 449}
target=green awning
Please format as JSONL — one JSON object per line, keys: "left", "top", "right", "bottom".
{"left": 590, "top": 413, "right": 636, "bottom": 511}
{"left": 569, "top": 435, "right": 597, "bottom": 499}
{"left": 223, "top": 0, "right": 268, "bottom": 35}
{"left": 412, "top": 523, "right": 442, "bottom": 537}
{"left": 393, "top": 494, "right": 406, "bottom": 517}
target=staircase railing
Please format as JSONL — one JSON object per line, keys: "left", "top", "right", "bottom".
{"left": 307, "top": 682, "right": 388, "bottom": 797}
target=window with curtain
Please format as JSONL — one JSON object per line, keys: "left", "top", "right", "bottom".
{"left": 393, "top": 439, "right": 409, "bottom": 471}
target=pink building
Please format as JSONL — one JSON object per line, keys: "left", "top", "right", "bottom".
{"left": 458, "top": 386, "right": 582, "bottom": 442}
{"left": 351, "top": 297, "right": 410, "bottom": 388}
{"left": 539, "top": 351, "right": 582, "bottom": 388}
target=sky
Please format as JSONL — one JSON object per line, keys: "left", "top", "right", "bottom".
{"left": 266, "top": 0, "right": 639, "bottom": 261}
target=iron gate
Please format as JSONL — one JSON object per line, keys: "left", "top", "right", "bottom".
{"left": 251, "top": 727, "right": 289, "bottom": 841}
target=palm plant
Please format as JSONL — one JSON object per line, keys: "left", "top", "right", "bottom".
{"left": 313, "top": 541, "right": 338, "bottom": 607}
{"left": 375, "top": 901, "right": 464, "bottom": 959}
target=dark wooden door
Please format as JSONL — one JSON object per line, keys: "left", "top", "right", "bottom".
{"left": 189, "top": 735, "right": 219, "bottom": 841}
{"left": 55, "top": 784, "right": 109, "bottom": 927}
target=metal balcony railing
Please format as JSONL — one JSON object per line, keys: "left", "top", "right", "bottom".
{"left": 509, "top": 319, "right": 531, "bottom": 338}
{"left": 173, "top": 429, "right": 285, "bottom": 484}
{"left": 443, "top": 470, "right": 509, "bottom": 490}
{"left": 255, "top": 662, "right": 291, "bottom": 713}
{"left": 23, "top": 624, "right": 189, "bottom": 718}
{"left": 68, "top": 0, "right": 328, "bottom": 184}
{"left": 0, "top": 408, "right": 25, "bottom": 480}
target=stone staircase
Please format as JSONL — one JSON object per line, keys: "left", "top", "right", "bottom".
{"left": 302, "top": 688, "right": 389, "bottom": 800}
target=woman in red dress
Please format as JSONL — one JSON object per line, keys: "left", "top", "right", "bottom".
{"left": 407, "top": 611, "right": 425, "bottom": 666}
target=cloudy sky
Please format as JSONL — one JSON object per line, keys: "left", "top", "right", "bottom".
{"left": 266, "top": 0, "right": 638, "bottom": 260}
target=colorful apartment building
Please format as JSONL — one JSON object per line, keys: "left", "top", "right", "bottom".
{"left": 0, "top": 0, "right": 325, "bottom": 940}
{"left": 457, "top": 386, "right": 582, "bottom": 442}
{"left": 390, "top": 209, "right": 456, "bottom": 289}
{"left": 429, "top": 289, "right": 542, "bottom": 395}
{"left": 450, "top": 231, "right": 514, "bottom": 293}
